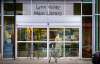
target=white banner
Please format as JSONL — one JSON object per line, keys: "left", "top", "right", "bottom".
{"left": 33, "top": 3, "right": 64, "bottom": 15}
{"left": 23, "top": 2, "right": 73, "bottom": 15}
{"left": 16, "top": 15, "right": 82, "bottom": 28}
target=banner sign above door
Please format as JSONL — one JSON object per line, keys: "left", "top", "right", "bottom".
{"left": 16, "top": 15, "right": 82, "bottom": 28}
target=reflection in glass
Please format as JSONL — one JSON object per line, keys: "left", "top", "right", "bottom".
{"left": 0, "top": 2, "right": 1, "bottom": 15}
{"left": 33, "top": 43, "right": 47, "bottom": 57}
{"left": 4, "top": 16, "right": 15, "bottom": 44}
{"left": 33, "top": 28, "right": 47, "bottom": 41}
{"left": 99, "top": 16, "right": 100, "bottom": 51}
{"left": 82, "top": 3, "right": 92, "bottom": 15}
{"left": 0, "top": 16, "right": 2, "bottom": 53}
{"left": 49, "top": 43, "right": 63, "bottom": 57}
{"left": 49, "top": 28, "right": 64, "bottom": 41}
{"left": 95, "top": 15, "right": 99, "bottom": 51}
{"left": 82, "top": 16, "right": 92, "bottom": 58}
{"left": 96, "top": 15, "right": 100, "bottom": 51}
{"left": 74, "top": 3, "right": 81, "bottom": 15}
{"left": 4, "top": 3, "right": 23, "bottom": 15}
{"left": 16, "top": 27, "right": 81, "bottom": 57}
{"left": 16, "top": 3, "right": 23, "bottom": 15}
{"left": 0, "top": 16, "right": 1, "bottom": 26}
{"left": 65, "top": 28, "right": 79, "bottom": 41}
{"left": 17, "top": 28, "right": 32, "bottom": 41}
{"left": 4, "top": 16, "right": 15, "bottom": 58}
{"left": 17, "top": 43, "right": 31, "bottom": 57}
{"left": 4, "top": 3, "right": 15, "bottom": 15}
{"left": 18, "top": 28, "right": 26, "bottom": 41}
{"left": 65, "top": 43, "right": 79, "bottom": 57}
{"left": 0, "top": 26, "right": 2, "bottom": 53}
{"left": 4, "top": 16, "right": 15, "bottom": 25}
{"left": 0, "top": 16, "right": 1, "bottom": 53}
{"left": 96, "top": 0, "right": 100, "bottom": 14}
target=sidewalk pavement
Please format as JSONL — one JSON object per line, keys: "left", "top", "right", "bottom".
{"left": 0, "top": 58, "right": 92, "bottom": 64}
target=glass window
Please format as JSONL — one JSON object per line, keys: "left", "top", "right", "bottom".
{"left": 82, "top": 3, "right": 92, "bottom": 15}
{"left": 82, "top": 16, "right": 92, "bottom": 58}
{"left": 49, "top": 28, "right": 64, "bottom": 41}
{"left": 4, "top": 3, "right": 15, "bottom": 15}
{"left": 33, "top": 43, "right": 47, "bottom": 57}
{"left": 16, "top": 3, "right": 23, "bottom": 15}
{"left": 4, "top": 16, "right": 15, "bottom": 25}
{"left": 99, "top": 16, "right": 100, "bottom": 51}
{"left": 33, "top": 28, "right": 47, "bottom": 41}
{"left": 17, "top": 27, "right": 80, "bottom": 58}
{"left": 65, "top": 28, "right": 79, "bottom": 41}
{"left": 95, "top": 15, "right": 100, "bottom": 51}
{"left": 96, "top": 0, "right": 100, "bottom": 14}
{"left": 0, "top": 16, "right": 2, "bottom": 53}
{"left": 4, "top": 16, "right": 15, "bottom": 41}
{"left": 82, "top": 0, "right": 92, "bottom": 2}
{"left": 4, "top": 16, "right": 15, "bottom": 58}
{"left": 49, "top": 42, "right": 64, "bottom": 57}
{"left": 0, "top": 3, "right": 1, "bottom": 15}
{"left": 17, "top": 28, "right": 32, "bottom": 41}
{"left": 0, "top": 16, "right": 1, "bottom": 25}
{"left": 0, "top": 26, "right": 2, "bottom": 53}
{"left": 74, "top": 3, "right": 81, "bottom": 15}
{"left": 4, "top": 3, "right": 23, "bottom": 15}
{"left": 65, "top": 43, "right": 79, "bottom": 57}
{"left": 18, "top": 28, "right": 47, "bottom": 41}
{"left": 4, "top": 0, "right": 15, "bottom": 3}
{"left": 82, "top": 16, "right": 92, "bottom": 23}
{"left": 17, "top": 43, "right": 31, "bottom": 57}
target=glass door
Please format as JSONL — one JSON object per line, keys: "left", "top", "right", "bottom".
{"left": 17, "top": 28, "right": 47, "bottom": 58}
{"left": 17, "top": 27, "right": 80, "bottom": 58}
{"left": 65, "top": 28, "right": 79, "bottom": 57}
{"left": 49, "top": 28, "right": 64, "bottom": 58}
{"left": 49, "top": 28, "right": 80, "bottom": 58}
{"left": 32, "top": 28, "right": 47, "bottom": 58}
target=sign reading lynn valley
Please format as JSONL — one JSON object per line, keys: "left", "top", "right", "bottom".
{"left": 33, "top": 4, "right": 64, "bottom": 15}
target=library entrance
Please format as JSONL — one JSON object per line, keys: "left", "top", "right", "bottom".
{"left": 16, "top": 15, "right": 82, "bottom": 58}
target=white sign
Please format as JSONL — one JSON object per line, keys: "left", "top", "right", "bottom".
{"left": 33, "top": 4, "right": 64, "bottom": 15}
{"left": 23, "top": 2, "right": 73, "bottom": 15}
{"left": 16, "top": 15, "right": 82, "bottom": 28}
